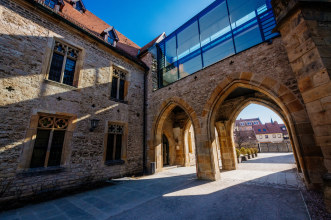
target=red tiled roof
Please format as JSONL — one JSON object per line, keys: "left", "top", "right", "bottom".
{"left": 235, "top": 118, "right": 261, "bottom": 126}
{"left": 253, "top": 121, "right": 283, "bottom": 134}
{"left": 139, "top": 33, "right": 164, "bottom": 56}
{"left": 60, "top": 1, "right": 140, "bottom": 55}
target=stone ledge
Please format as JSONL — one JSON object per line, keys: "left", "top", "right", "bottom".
{"left": 17, "top": 166, "right": 66, "bottom": 177}
{"left": 105, "top": 160, "right": 125, "bottom": 166}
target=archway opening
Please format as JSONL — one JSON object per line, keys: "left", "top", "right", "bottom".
{"left": 210, "top": 86, "right": 305, "bottom": 185}
{"left": 155, "top": 105, "right": 197, "bottom": 173}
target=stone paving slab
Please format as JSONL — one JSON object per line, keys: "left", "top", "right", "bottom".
{"left": 0, "top": 153, "right": 310, "bottom": 220}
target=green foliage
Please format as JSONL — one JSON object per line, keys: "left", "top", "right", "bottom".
{"left": 236, "top": 148, "right": 240, "bottom": 158}
{"left": 240, "top": 147, "right": 247, "bottom": 155}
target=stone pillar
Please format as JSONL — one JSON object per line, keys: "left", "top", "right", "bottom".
{"left": 271, "top": 0, "right": 331, "bottom": 210}
{"left": 195, "top": 118, "right": 220, "bottom": 181}
{"left": 215, "top": 121, "right": 237, "bottom": 170}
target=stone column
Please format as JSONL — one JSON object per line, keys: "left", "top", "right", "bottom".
{"left": 271, "top": 0, "right": 331, "bottom": 210}
{"left": 215, "top": 121, "right": 237, "bottom": 170}
{"left": 195, "top": 117, "right": 220, "bottom": 181}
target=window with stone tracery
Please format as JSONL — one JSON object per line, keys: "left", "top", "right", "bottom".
{"left": 111, "top": 67, "right": 127, "bottom": 102}
{"left": 30, "top": 115, "right": 69, "bottom": 168}
{"left": 47, "top": 40, "right": 80, "bottom": 87}
{"left": 105, "top": 124, "right": 124, "bottom": 163}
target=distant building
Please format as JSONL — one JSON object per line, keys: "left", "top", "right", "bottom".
{"left": 253, "top": 121, "right": 288, "bottom": 143}
{"left": 234, "top": 118, "right": 262, "bottom": 131}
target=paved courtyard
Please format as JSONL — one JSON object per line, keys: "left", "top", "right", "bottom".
{"left": 0, "top": 153, "right": 310, "bottom": 220}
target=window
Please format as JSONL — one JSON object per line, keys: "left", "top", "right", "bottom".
{"left": 263, "top": 129, "right": 266, "bottom": 132}
{"left": 265, "top": 135, "right": 268, "bottom": 138}
{"left": 47, "top": 41, "right": 80, "bottom": 87}
{"left": 278, "top": 134, "right": 281, "bottom": 138}
{"left": 107, "top": 31, "right": 116, "bottom": 45}
{"left": 74, "top": 1, "right": 83, "bottom": 12}
{"left": 247, "top": 122, "right": 252, "bottom": 125}
{"left": 30, "top": 115, "right": 69, "bottom": 168}
{"left": 240, "top": 122, "right": 244, "bottom": 126}
{"left": 111, "top": 67, "right": 127, "bottom": 101}
{"left": 106, "top": 124, "right": 124, "bottom": 163}
{"left": 258, "top": 129, "right": 261, "bottom": 132}
{"left": 44, "top": 0, "right": 58, "bottom": 8}
{"left": 259, "top": 135, "right": 262, "bottom": 139}
{"left": 253, "top": 121, "right": 259, "bottom": 125}
{"left": 273, "top": 134, "right": 276, "bottom": 138}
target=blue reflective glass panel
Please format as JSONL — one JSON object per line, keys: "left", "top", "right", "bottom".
{"left": 179, "top": 51, "right": 202, "bottom": 78}
{"left": 162, "top": 63, "right": 178, "bottom": 86}
{"left": 165, "top": 36, "right": 177, "bottom": 66}
{"left": 63, "top": 58, "right": 76, "bottom": 86}
{"left": 177, "top": 21, "right": 200, "bottom": 60}
{"left": 233, "top": 23, "right": 262, "bottom": 52}
{"left": 202, "top": 38, "right": 235, "bottom": 67}
{"left": 199, "top": 1, "right": 230, "bottom": 47}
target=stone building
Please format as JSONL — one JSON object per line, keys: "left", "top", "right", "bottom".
{"left": 1, "top": 0, "right": 331, "bottom": 212}
{"left": 253, "top": 121, "right": 288, "bottom": 143}
{"left": 234, "top": 118, "right": 262, "bottom": 131}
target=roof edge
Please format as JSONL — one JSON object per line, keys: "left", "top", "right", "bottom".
{"left": 25, "top": 0, "right": 149, "bottom": 71}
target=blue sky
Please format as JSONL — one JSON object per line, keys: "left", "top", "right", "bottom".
{"left": 236, "top": 104, "right": 284, "bottom": 124}
{"left": 83, "top": 0, "right": 215, "bottom": 47}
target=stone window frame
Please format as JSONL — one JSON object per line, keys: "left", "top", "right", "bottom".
{"left": 18, "top": 112, "right": 76, "bottom": 172}
{"left": 278, "top": 134, "right": 281, "bottom": 138}
{"left": 43, "top": 37, "right": 85, "bottom": 89}
{"left": 265, "top": 135, "right": 268, "bottom": 138}
{"left": 272, "top": 134, "right": 276, "bottom": 138}
{"left": 103, "top": 121, "right": 128, "bottom": 166}
{"left": 109, "top": 64, "right": 130, "bottom": 104}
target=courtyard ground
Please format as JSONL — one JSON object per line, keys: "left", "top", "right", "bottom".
{"left": 0, "top": 153, "right": 315, "bottom": 219}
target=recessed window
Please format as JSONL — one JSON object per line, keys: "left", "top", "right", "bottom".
{"left": 263, "top": 129, "right": 266, "bottom": 132}
{"left": 247, "top": 122, "right": 252, "bottom": 125}
{"left": 44, "top": 0, "right": 58, "bottom": 8}
{"left": 273, "top": 134, "right": 276, "bottom": 138}
{"left": 75, "top": 1, "right": 83, "bottom": 11}
{"left": 107, "top": 31, "right": 116, "bottom": 45}
{"left": 265, "top": 135, "right": 268, "bottom": 138}
{"left": 278, "top": 134, "right": 281, "bottom": 138}
{"left": 258, "top": 129, "right": 261, "bottom": 132}
{"left": 253, "top": 121, "right": 259, "bottom": 125}
{"left": 47, "top": 41, "right": 80, "bottom": 87}
{"left": 111, "top": 67, "right": 127, "bottom": 102}
{"left": 30, "top": 115, "right": 69, "bottom": 168}
{"left": 240, "top": 122, "right": 244, "bottom": 126}
{"left": 106, "top": 124, "right": 124, "bottom": 163}
{"left": 259, "top": 135, "right": 262, "bottom": 139}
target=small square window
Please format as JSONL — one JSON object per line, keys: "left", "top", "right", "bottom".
{"left": 265, "top": 135, "right": 268, "bottom": 138}
{"left": 47, "top": 41, "right": 80, "bottom": 87}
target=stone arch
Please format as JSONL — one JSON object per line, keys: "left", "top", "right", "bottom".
{"left": 149, "top": 97, "right": 201, "bottom": 173}
{"left": 204, "top": 78, "right": 320, "bottom": 186}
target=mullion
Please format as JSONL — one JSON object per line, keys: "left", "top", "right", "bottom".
{"left": 60, "top": 45, "right": 68, "bottom": 84}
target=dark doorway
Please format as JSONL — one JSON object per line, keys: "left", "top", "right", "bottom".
{"left": 163, "top": 134, "right": 170, "bottom": 166}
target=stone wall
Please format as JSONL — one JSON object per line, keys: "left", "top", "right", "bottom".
{"left": 260, "top": 143, "right": 293, "bottom": 153}
{"left": 142, "top": 28, "right": 324, "bottom": 185}
{"left": 0, "top": 0, "right": 145, "bottom": 202}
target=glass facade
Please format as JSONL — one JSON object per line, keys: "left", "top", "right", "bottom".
{"left": 157, "top": 0, "right": 279, "bottom": 88}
